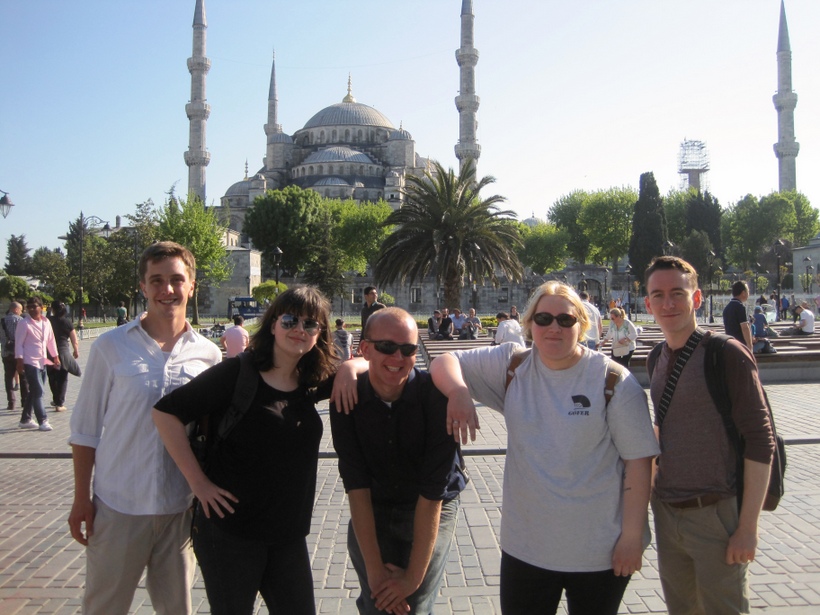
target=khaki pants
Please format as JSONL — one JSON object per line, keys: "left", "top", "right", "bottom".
{"left": 652, "top": 496, "right": 749, "bottom": 615}
{"left": 83, "top": 498, "right": 194, "bottom": 615}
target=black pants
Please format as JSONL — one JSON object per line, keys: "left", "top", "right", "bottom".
{"left": 47, "top": 365, "right": 68, "bottom": 406}
{"left": 500, "top": 551, "right": 630, "bottom": 615}
{"left": 192, "top": 510, "right": 315, "bottom": 615}
{"left": 3, "top": 355, "right": 28, "bottom": 406}
{"left": 610, "top": 351, "right": 633, "bottom": 368}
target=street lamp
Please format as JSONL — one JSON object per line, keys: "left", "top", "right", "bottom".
{"left": 625, "top": 265, "right": 632, "bottom": 320}
{"left": 603, "top": 269, "right": 609, "bottom": 305}
{"left": 774, "top": 239, "right": 784, "bottom": 321}
{"left": 0, "top": 189, "right": 15, "bottom": 218}
{"left": 663, "top": 240, "right": 675, "bottom": 256}
{"left": 804, "top": 256, "right": 813, "bottom": 294}
{"left": 707, "top": 251, "right": 716, "bottom": 323}
{"left": 67, "top": 213, "right": 111, "bottom": 326}
{"left": 580, "top": 271, "right": 586, "bottom": 292}
{"left": 273, "top": 246, "right": 282, "bottom": 293}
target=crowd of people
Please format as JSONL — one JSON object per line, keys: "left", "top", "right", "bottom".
{"left": 1, "top": 245, "right": 786, "bottom": 614}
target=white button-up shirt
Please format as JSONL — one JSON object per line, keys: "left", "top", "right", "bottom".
{"left": 69, "top": 315, "right": 222, "bottom": 515}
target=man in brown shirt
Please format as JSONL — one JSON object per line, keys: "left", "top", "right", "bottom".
{"left": 644, "top": 256, "right": 774, "bottom": 615}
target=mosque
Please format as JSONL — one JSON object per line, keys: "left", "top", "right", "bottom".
{"left": 182, "top": 0, "right": 801, "bottom": 316}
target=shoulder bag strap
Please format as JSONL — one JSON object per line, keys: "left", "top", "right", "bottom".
{"left": 655, "top": 328, "right": 705, "bottom": 429}
{"left": 504, "top": 348, "right": 531, "bottom": 391}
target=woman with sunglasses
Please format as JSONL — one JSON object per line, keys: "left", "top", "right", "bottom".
{"left": 600, "top": 307, "right": 639, "bottom": 367}
{"left": 430, "top": 281, "right": 658, "bottom": 615}
{"left": 152, "top": 286, "right": 355, "bottom": 614}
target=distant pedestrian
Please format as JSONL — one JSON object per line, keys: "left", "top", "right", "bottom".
{"left": 494, "top": 312, "right": 525, "bottom": 347}
{"left": 16, "top": 296, "right": 60, "bottom": 431}
{"left": 333, "top": 318, "right": 354, "bottom": 360}
{"left": 360, "top": 286, "right": 385, "bottom": 332}
{"left": 46, "top": 301, "right": 81, "bottom": 412}
{"left": 219, "top": 315, "right": 249, "bottom": 359}
{"left": 509, "top": 305, "right": 520, "bottom": 322}
{"left": 579, "top": 291, "right": 602, "bottom": 349}
{"left": 601, "top": 308, "right": 638, "bottom": 367}
{"left": 116, "top": 301, "right": 128, "bottom": 326}
{"left": 1, "top": 302, "right": 28, "bottom": 410}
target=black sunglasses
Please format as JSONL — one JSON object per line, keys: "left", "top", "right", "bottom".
{"left": 278, "top": 313, "right": 321, "bottom": 335}
{"left": 365, "top": 339, "right": 419, "bottom": 357}
{"left": 532, "top": 312, "right": 578, "bottom": 328}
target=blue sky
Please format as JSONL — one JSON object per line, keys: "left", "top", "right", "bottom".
{"left": 2, "top": 0, "right": 818, "bottom": 267}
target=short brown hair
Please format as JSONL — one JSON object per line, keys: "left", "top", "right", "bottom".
{"left": 138, "top": 241, "right": 196, "bottom": 283}
{"left": 644, "top": 256, "right": 699, "bottom": 289}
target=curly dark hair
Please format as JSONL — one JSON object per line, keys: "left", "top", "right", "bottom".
{"left": 248, "top": 286, "right": 337, "bottom": 386}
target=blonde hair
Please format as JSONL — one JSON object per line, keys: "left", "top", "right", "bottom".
{"left": 609, "top": 307, "right": 625, "bottom": 319}
{"left": 521, "top": 281, "right": 590, "bottom": 340}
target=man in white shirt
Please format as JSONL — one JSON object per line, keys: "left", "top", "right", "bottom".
{"left": 68, "top": 242, "right": 222, "bottom": 615}
{"left": 494, "top": 312, "right": 526, "bottom": 347}
{"left": 579, "top": 291, "right": 603, "bottom": 350}
{"left": 792, "top": 302, "right": 815, "bottom": 335}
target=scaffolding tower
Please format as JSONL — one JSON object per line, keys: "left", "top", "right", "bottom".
{"left": 678, "top": 139, "right": 710, "bottom": 192}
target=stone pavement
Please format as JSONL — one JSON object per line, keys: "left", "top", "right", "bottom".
{"left": 1, "top": 335, "right": 819, "bottom": 613}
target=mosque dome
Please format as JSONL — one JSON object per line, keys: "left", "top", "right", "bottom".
{"left": 303, "top": 102, "right": 394, "bottom": 130}
{"left": 313, "top": 177, "right": 351, "bottom": 186}
{"left": 522, "top": 212, "right": 543, "bottom": 227}
{"left": 302, "top": 146, "right": 374, "bottom": 165}
{"left": 268, "top": 132, "right": 294, "bottom": 144}
{"left": 389, "top": 127, "right": 412, "bottom": 140}
{"left": 225, "top": 178, "right": 253, "bottom": 197}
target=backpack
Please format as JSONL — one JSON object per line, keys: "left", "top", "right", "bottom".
{"left": 504, "top": 348, "right": 624, "bottom": 407}
{"left": 647, "top": 334, "right": 786, "bottom": 511}
{"left": 189, "top": 351, "right": 259, "bottom": 472}
{"left": 334, "top": 330, "right": 353, "bottom": 360}
{"left": 1, "top": 317, "right": 13, "bottom": 354}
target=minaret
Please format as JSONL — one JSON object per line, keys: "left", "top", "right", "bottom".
{"left": 454, "top": 0, "right": 481, "bottom": 174}
{"left": 184, "top": 0, "right": 211, "bottom": 202}
{"left": 264, "top": 50, "right": 282, "bottom": 140}
{"left": 773, "top": 0, "right": 798, "bottom": 192}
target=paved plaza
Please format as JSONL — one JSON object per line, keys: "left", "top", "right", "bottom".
{"left": 1, "top": 335, "right": 819, "bottom": 614}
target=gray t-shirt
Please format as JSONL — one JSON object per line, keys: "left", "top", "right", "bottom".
{"left": 452, "top": 344, "right": 659, "bottom": 572}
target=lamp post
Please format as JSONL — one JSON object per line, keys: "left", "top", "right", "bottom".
{"left": 603, "top": 269, "right": 609, "bottom": 305}
{"left": 69, "top": 213, "right": 111, "bottom": 326}
{"left": 580, "top": 271, "right": 586, "bottom": 292}
{"left": 273, "top": 246, "right": 282, "bottom": 293}
{"left": 774, "top": 239, "right": 784, "bottom": 321}
{"left": 804, "top": 256, "right": 813, "bottom": 294}
{"left": 663, "top": 240, "right": 675, "bottom": 256}
{"left": 707, "top": 251, "right": 716, "bottom": 323}
{"left": 625, "top": 265, "right": 632, "bottom": 320}
{"left": 0, "top": 189, "right": 15, "bottom": 218}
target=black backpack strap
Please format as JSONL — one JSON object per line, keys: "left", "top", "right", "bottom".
{"left": 655, "top": 328, "right": 705, "bottom": 429}
{"left": 215, "top": 351, "right": 260, "bottom": 442}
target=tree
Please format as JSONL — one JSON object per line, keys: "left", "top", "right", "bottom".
{"left": 375, "top": 159, "right": 523, "bottom": 310}
{"left": 548, "top": 191, "right": 591, "bottom": 264}
{"left": 329, "top": 199, "right": 393, "bottom": 273}
{"left": 30, "top": 247, "right": 74, "bottom": 303}
{"left": 680, "top": 230, "right": 715, "bottom": 289}
{"left": 664, "top": 189, "right": 691, "bottom": 247}
{"left": 579, "top": 187, "right": 636, "bottom": 269}
{"left": 5, "top": 235, "right": 32, "bottom": 276}
{"left": 723, "top": 193, "right": 796, "bottom": 270}
{"left": 783, "top": 191, "right": 820, "bottom": 247}
{"left": 244, "top": 185, "right": 333, "bottom": 275}
{"left": 157, "top": 192, "right": 232, "bottom": 324}
{"left": 517, "top": 222, "right": 567, "bottom": 275}
{"left": 252, "top": 280, "right": 287, "bottom": 303}
{"left": 0, "top": 275, "right": 30, "bottom": 301}
{"left": 628, "top": 172, "right": 667, "bottom": 286}
{"left": 685, "top": 190, "right": 722, "bottom": 259}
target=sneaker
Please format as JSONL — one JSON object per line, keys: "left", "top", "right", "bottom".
{"left": 7, "top": 402, "right": 14, "bottom": 410}
{"left": 12, "top": 383, "right": 18, "bottom": 391}
{"left": 19, "top": 420, "right": 37, "bottom": 429}
{"left": 55, "top": 406, "right": 67, "bottom": 412}
{"left": 38, "top": 421, "right": 53, "bottom": 432}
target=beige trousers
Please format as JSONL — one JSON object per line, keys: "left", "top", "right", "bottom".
{"left": 82, "top": 497, "right": 194, "bottom": 615}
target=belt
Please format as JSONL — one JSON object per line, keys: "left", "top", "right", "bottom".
{"left": 667, "top": 494, "right": 725, "bottom": 509}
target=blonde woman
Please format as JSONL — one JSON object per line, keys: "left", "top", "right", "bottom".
{"left": 429, "top": 282, "right": 658, "bottom": 615}
{"left": 600, "top": 308, "right": 639, "bottom": 367}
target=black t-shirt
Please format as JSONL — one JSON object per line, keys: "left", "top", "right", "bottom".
{"left": 722, "top": 298, "right": 747, "bottom": 343}
{"left": 155, "top": 357, "right": 332, "bottom": 545}
{"left": 48, "top": 315, "right": 74, "bottom": 346}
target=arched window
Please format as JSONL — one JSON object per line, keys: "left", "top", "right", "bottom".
{"left": 309, "top": 132, "right": 314, "bottom": 144}
{"left": 359, "top": 165, "right": 364, "bottom": 175}
{"left": 332, "top": 129, "right": 337, "bottom": 141}
{"left": 344, "top": 129, "right": 350, "bottom": 141}
{"left": 328, "top": 165, "right": 333, "bottom": 175}
{"left": 309, "top": 166, "right": 314, "bottom": 175}
{"left": 357, "top": 129, "right": 362, "bottom": 142}
{"left": 320, "top": 130, "right": 325, "bottom": 143}
{"left": 318, "top": 165, "right": 323, "bottom": 175}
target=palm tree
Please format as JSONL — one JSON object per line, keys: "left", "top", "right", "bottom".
{"left": 375, "top": 159, "right": 523, "bottom": 310}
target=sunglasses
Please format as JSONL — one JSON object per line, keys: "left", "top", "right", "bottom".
{"left": 532, "top": 312, "right": 578, "bottom": 328}
{"left": 278, "top": 313, "right": 322, "bottom": 335}
{"left": 365, "top": 339, "right": 419, "bottom": 357}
